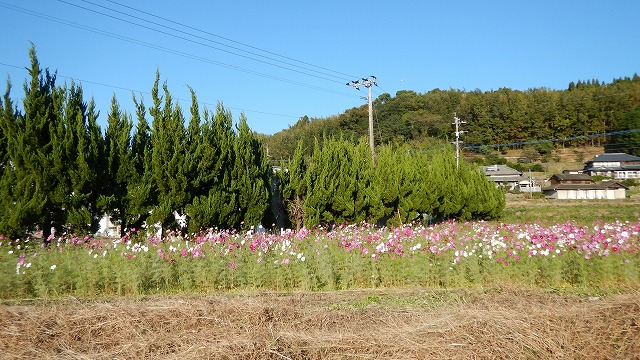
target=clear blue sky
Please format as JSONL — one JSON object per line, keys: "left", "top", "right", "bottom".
{"left": 1, "top": 0, "right": 639, "bottom": 135}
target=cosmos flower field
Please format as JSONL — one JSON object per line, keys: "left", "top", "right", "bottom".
{"left": 1, "top": 219, "right": 639, "bottom": 298}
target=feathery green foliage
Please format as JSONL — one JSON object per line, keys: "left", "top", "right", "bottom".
{"left": 0, "top": 47, "right": 63, "bottom": 239}
{"left": 281, "top": 138, "right": 504, "bottom": 228}
{"left": 0, "top": 48, "right": 280, "bottom": 238}
{"left": 232, "top": 114, "right": 270, "bottom": 228}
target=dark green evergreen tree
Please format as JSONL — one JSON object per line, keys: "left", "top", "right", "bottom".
{"left": 280, "top": 140, "right": 308, "bottom": 230}
{"left": 303, "top": 137, "right": 372, "bottom": 226}
{"left": 369, "top": 145, "right": 401, "bottom": 224}
{"left": 148, "top": 73, "right": 188, "bottom": 232}
{"left": 232, "top": 114, "right": 270, "bottom": 228}
{"left": 429, "top": 151, "right": 465, "bottom": 220}
{"left": 606, "top": 107, "right": 640, "bottom": 156}
{"left": 183, "top": 87, "right": 202, "bottom": 203}
{"left": 0, "top": 80, "right": 20, "bottom": 237}
{"left": 100, "top": 95, "right": 134, "bottom": 234}
{"left": 0, "top": 81, "right": 10, "bottom": 174}
{"left": 0, "top": 47, "right": 66, "bottom": 240}
{"left": 185, "top": 102, "right": 237, "bottom": 231}
{"left": 61, "top": 85, "right": 104, "bottom": 234}
{"left": 302, "top": 138, "right": 329, "bottom": 226}
{"left": 457, "top": 161, "right": 505, "bottom": 220}
{"left": 124, "top": 93, "right": 154, "bottom": 233}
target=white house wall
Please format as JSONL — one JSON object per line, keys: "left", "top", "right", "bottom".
{"left": 553, "top": 189, "right": 624, "bottom": 200}
{"left": 614, "top": 171, "right": 640, "bottom": 179}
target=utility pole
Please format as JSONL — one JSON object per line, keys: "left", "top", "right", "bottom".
{"left": 529, "top": 168, "right": 533, "bottom": 199}
{"left": 347, "top": 76, "right": 377, "bottom": 164}
{"left": 451, "top": 113, "right": 466, "bottom": 168}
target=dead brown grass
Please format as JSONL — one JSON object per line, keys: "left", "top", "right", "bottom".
{"left": 1, "top": 286, "right": 639, "bottom": 359}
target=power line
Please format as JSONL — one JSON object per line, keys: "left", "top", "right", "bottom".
{"left": 463, "top": 129, "right": 640, "bottom": 150}
{"left": 57, "top": 0, "right": 354, "bottom": 84}
{"left": 103, "top": 0, "right": 358, "bottom": 81}
{"left": 0, "top": 2, "right": 360, "bottom": 99}
{"left": 0, "top": 62, "right": 299, "bottom": 119}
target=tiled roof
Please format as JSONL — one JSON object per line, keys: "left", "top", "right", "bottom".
{"left": 482, "top": 165, "right": 522, "bottom": 176}
{"left": 550, "top": 173, "right": 591, "bottom": 182}
{"left": 543, "top": 182, "right": 629, "bottom": 191}
{"left": 585, "top": 153, "right": 640, "bottom": 164}
{"left": 488, "top": 175, "right": 529, "bottom": 183}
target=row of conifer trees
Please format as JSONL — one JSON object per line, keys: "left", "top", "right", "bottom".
{"left": 0, "top": 47, "right": 271, "bottom": 238}
{"left": 0, "top": 47, "right": 504, "bottom": 239}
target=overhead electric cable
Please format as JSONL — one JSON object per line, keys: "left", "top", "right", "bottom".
{"left": 0, "top": 62, "right": 299, "bottom": 119}
{"left": 464, "top": 129, "right": 640, "bottom": 150}
{"left": 57, "top": 0, "right": 351, "bottom": 84}
{"left": 0, "top": 2, "right": 360, "bottom": 99}
{"left": 100, "top": 0, "right": 359, "bottom": 82}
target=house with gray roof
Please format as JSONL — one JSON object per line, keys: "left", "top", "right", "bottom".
{"left": 481, "top": 165, "right": 530, "bottom": 190}
{"left": 548, "top": 173, "right": 592, "bottom": 185}
{"left": 583, "top": 153, "right": 640, "bottom": 179}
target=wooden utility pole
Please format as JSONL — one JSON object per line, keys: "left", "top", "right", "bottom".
{"left": 347, "top": 76, "right": 377, "bottom": 164}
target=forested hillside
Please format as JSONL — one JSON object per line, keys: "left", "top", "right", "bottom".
{"left": 265, "top": 75, "right": 640, "bottom": 161}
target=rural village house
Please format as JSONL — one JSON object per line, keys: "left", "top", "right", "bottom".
{"left": 481, "top": 165, "right": 534, "bottom": 191}
{"left": 583, "top": 153, "right": 640, "bottom": 179}
{"left": 542, "top": 173, "right": 628, "bottom": 200}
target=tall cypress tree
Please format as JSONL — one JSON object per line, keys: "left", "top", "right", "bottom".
{"left": 281, "top": 140, "right": 308, "bottom": 230}
{"left": 429, "top": 151, "right": 464, "bottom": 220}
{"left": 62, "top": 84, "right": 104, "bottom": 234}
{"left": 148, "top": 73, "right": 188, "bottom": 232}
{"left": 184, "top": 87, "right": 202, "bottom": 203}
{"left": 369, "top": 145, "right": 400, "bottom": 224}
{"left": 0, "top": 80, "right": 19, "bottom": 237}
{"left": 101, "top": 95, "right": 134, "bottom": 233}
{"left": 232, "top": 114, "right": 270, "bottom": 228}
{"left": 0, "top": 46, "right": 65, "bottom": 239}
{"left": 302, "top": 138, "right": 328, "bottom": 226}
{"left": 0, "top": 81, "right": 9, "bottom": 173}
{"left": 124, "top": 93, "right": 154, "bottom": 233}
{"left": 185, "top": 102, "right": 237, "bottom": 231}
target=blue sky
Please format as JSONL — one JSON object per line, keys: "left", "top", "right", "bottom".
{"left": 1, "top": 0, "right": 639, "bottom": 135}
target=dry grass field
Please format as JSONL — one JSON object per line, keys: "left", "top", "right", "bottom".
{"left": 1, "top": 286, "right": 639, "bottom": 359}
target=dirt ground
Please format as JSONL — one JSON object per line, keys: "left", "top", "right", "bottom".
{"left": 1, "top": 286, "right": 639, "bottom": 359}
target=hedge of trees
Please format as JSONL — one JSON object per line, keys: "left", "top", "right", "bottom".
{"left": 279, "top": 138, "right": 504, "bottom": 230}
{"left": 0, "top": 47, "right": 505, "bottom": 239}
{"left": 0, "top": 47, "right": 271, "bottom": 239}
